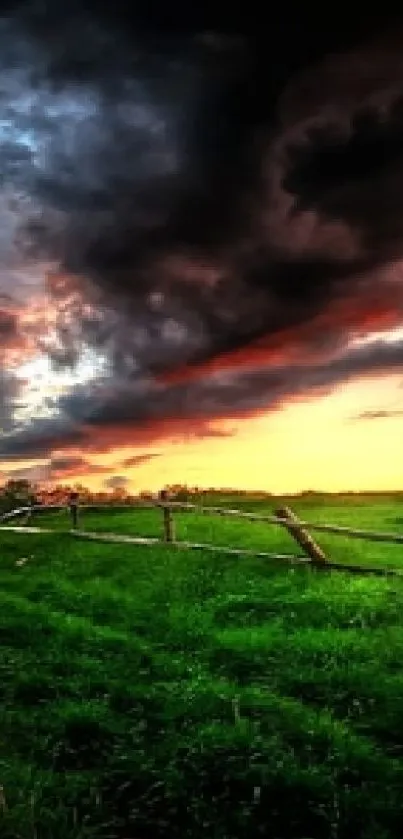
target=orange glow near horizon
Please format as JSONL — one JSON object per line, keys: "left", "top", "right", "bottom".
{"left": 123, "top": 375, "right": 403, "bottom": 494}
{"left": 160, "top": 295, "right": 403, "bottom": 387}
{"left": 4, "top": 373, "right": 402, "bottom": 495}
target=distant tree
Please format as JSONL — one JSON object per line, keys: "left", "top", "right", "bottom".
{"left": 0, "top": 479, "right": 38, "bottom": 514}
{"left": 174, "top": 486, "right": 189, "bottom": 501}
{"left": 71, "top": 483, "right": 92, "bottom": 504}
{"left": 165, "top": 484, "right": 190, "bottom": 501}
{"left": 110, "top": 485, "right": 129, "bottom": 504}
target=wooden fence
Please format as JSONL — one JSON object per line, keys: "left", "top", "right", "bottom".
{"left": 2, "top": 494, "right": 403, "bottom": 577}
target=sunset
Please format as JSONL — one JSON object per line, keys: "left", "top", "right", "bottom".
{"left": 5, "top": 372, "right": 403, "bottom": 495}
{"left": 4, "top": 4, "right": 403, "bottom": 838}
{"left": 2, "top": 5, "right": 403, "bottom": 497}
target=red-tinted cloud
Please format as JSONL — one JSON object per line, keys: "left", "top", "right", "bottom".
{"left": 1, "top": 8, "right": 403, "bottom": 464}
{"left": 120, "top": 452, "right": 161, "bottom": 468}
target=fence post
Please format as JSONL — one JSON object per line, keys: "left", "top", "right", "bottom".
{"left": 274, "top": 505, "right": 328, "bottom": 564}
{"left": 22, "top": 503, "right": 32, "bottom": 526}
{"left": 68, "top": 492, "right": 79, "bottom": 529}
{"left": 159, "top": 489, "right": 175, "bottom": 543}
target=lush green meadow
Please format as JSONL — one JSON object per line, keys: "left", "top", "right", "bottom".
{"left": 28, "top": 492, "right": 403, "bottom": 570}
{"left": 2, "top": 496, "right": 403, "bottom": 837}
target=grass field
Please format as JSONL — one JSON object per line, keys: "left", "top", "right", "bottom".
{"left": 2, "top": 496, "right": 403, "bottom": 837}
{"left": 24, "top": 493, "right": 403, "bottom": 569}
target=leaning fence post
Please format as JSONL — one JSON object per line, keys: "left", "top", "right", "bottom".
{"left": 159, "top": 489, "right": 175, "bottom": 543}
{"left": 274, "top": 505, "right": 328, "bottom": 564}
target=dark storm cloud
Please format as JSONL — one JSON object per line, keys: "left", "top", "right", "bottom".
{"left": 284, "top": 97, "right": 403, "bottom": 262}
{"left": 1, "top": 3, "right": 403, "bottom": 450}
{"left": 0, "top": 415, "right": 86, "bottom": 458}
{"left": 279, "top": 27, "right": 403, "bottom": 280}
{"left": 53, "top": 337, "right": 403, "bottom": 431}
{"left": 3, "top": 335, "right": 403, "bottom": 460}
{"left": 0, "top": 8, "right": 371, "bottom": 347}
{"left": 0, "top": 306, "right": 28, "bottom": 439}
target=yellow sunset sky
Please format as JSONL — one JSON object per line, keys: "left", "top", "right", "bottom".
{"left": 5, "top": 372, "right": 402, "bottom": 495}
{"left": 85, "top": 375, "right": 403, "bottom": 494}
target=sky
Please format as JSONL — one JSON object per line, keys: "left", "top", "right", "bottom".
{"left": 1, "top": 2, "right": 403, "bottom": 494}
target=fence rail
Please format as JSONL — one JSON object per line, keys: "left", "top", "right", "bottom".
{"left": 2, "top": 497, "right": 403, "bottom": 577}
{"left": 3, "top": 500, "right": 403, "bottom": 544}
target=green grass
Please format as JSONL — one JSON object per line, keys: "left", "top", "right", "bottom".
{"left": 2, "top": 497, "right": 403, "bottom": 836}
{"left": 19, "top": 494, "right": 403, "bottom": 570}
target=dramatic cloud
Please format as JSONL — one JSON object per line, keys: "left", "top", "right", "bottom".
{"left": 3, "top": 334, "right": 403, "bottom": 461}
{"left": 5, "top": 463, "right": 48, "bottom": 483}
{"left": 48, "top": 454, "right": 109, "bottom": 478}
{"left": 121, "top": 452, "right": 160, "bottom": 468}
{"left": 284, "top": 98, "right": 403, "bottom": 266}
{"left": 2, "top": 452, "right": 110, "bottom": 484}
{"left": 1, "top": 5, "right": 403, "bottom": 462}
{"left": 0, "top": 368, "right": 24, "bottom": 434}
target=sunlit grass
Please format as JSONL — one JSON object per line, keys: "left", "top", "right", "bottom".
{"left": 19, "top": 495, "right": 403, "bottom": 570}
{"left": 1, "top": 497, "right": 403, "bottom": 836}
